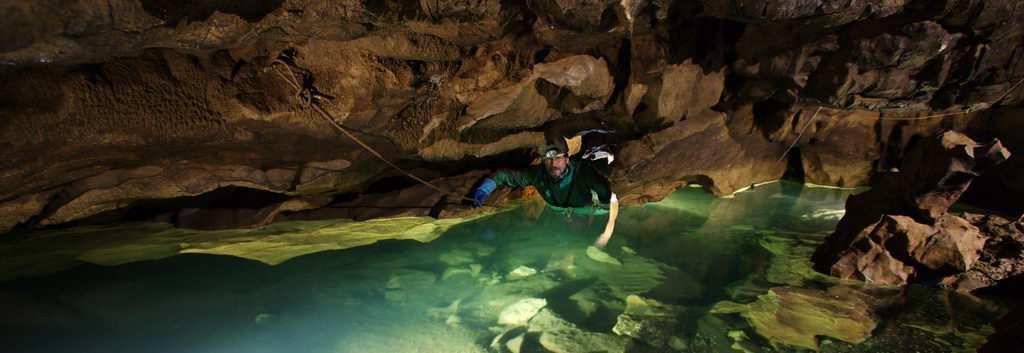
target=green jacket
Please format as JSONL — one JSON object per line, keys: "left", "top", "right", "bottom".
{"left": 492, "top": 158, "right": 612, "bottom": 208}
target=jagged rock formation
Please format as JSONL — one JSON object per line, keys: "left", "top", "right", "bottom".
{"left": 1, "top": 0, "right": 1022, "bottom": 233}
{"left": 812, "top": 131, "right": 1018, "bottom": 289}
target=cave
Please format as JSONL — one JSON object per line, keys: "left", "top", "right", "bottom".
{"left": 1, "top": 1, "right": 1023, "bottom": 352}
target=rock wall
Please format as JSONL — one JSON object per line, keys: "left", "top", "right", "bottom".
{"left": 1, "top": 0, "right": 1022, "bottom": 233}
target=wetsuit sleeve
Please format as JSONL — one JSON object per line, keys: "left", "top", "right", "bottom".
{"left": 491, "top": 169, "right": 538, "bottom": 189}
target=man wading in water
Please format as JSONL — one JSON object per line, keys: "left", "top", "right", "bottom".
{"left": 470, "top": 133, "right": 619, "bottom": 247}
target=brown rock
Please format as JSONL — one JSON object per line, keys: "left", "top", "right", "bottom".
{"left": 0, "top": 0, "right": 1022, "bottom": 235}
{"left": 612, "top": 108, "right": 786, "bottom": 202}
{"left": 815, "top": 131, "right": 1010, "bottom": 286}
{"left": 632, "top": 59, "right": 726, "bottom": 127}
{"left": 899, "top": 131, "right": 1011, "bottom": 222}
{"left": 940, "top": 214, "right": 1024, "bottom": 292}
{"left": 710, "top": 285, "right": 904, "bottom": 350}
{"left": 704, "top": 0, "right": 908, "bottom": 24}
{"left": 826, "top": 214, "right": 986, "bottom": 285}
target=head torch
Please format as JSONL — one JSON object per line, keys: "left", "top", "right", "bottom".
{"left": 542, "top": 148, "right": 566, "bottom": 160}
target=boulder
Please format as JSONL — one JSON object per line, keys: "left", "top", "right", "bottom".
{"left": 940, "top": 214, "right": 1024, "bottom": 292}
{"left": 508, "top": 266, "right": 538, "bottom": 280}
{"left": 498, "top": 298, "right": 548, "bottom": 327}
{"left": 814, "top": 131, "right": 1012, "bottom": 286}
{"left": 826, "top": 214, "right": 986, "bottom": 284}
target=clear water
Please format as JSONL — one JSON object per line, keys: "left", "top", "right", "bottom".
{"left": 0, "top": 181, "right": 1005, "bottom": 353}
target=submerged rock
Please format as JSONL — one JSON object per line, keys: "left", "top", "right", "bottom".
{"left": 505, "top": 333, "right": 525, "bottom": 353}
{"left": 442, "top": 267, "right": 475, "bottom": 281}
{"left": 385, "top": 269, "right": 438, "bottom": 303}
{"left": 528, "top": 308, "right": 576, "bottom": 333}
{"left": 440, "top": 248, "right": 479, "bottom": 266}
{"left": 568, "top": 285, "right": 623, "bottom": 322}
{"left": 490, "top": 327, "right": 528, "bottom": 353}
{"left": 1, "top": 214, "right": 493, "bottom": 281}
{"left": 460, "top": 275, "right": 560, "bottom": 326}
{"left": 526, "top": 309, "right": 629, "bottom": 353}
{"left": 710, "top": 285, "right": 902, "bottom": 350}
{"left": 612, "top": 295, "right": 684, "bottom": 349}
{"left": 498, "top": 298, "right": 548, "bottom": 327}
{"left": 593, "top": 252, "right": 668, "bottom": 299}
{"left": 585, "top": 246, "right": 622, "bottom": 266}
{"left": 538, "top": 329, "right": 627, "bottom": 353}
{"left": 508, "top": 266, "right": 538, "bottom": 280}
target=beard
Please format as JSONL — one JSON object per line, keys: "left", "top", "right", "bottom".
{"left": 547, "top": 167, "right": 566, "bottom": 180}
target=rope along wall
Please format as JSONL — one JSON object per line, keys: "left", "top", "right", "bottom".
{"left": 778, "top": 77, "right": 1024, "bottom": 161}
{"left": 270, "top": 61, "right": 478, "bottom": 204}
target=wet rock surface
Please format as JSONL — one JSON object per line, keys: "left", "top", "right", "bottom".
{"left": 0, "top": 0, "right": 1022, "bottom": 233}
{"left": 711, "top": 285, "right": 904, "bottom": 350}
{"left": 814, "top": 131, "right": 1017, "bottom": 288}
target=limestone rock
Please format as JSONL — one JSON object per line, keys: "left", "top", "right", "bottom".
{"left": 585, "top": 246, "right": 622, "bottom": 266}
{"left": 814, "top": 131, "right": 1012, "bottom": 286}
{"left": 386, "top": 269, "right": 437, "bottom": 290}
{"left": 1, "top": 0, "right": 1022, "bottom": 235}
{"left": 593, "top": 252, "right": 668, "bottom": 299}
{"left": 612, "top": 295, "right": 684, "bottom": 348}
{"left": 528, "top": 308, "right": 576, "bottom": 333}
{"left": 613, "top": 108, "right": 787, "bottom": 201}
{"left": 0, "top": 215, "right": 488, "bottom": 280}
{"left": 710, "top": 285, "right": 903, "bottom": 350}
{"left": 647, "top": 59, "right": 725, "bottom": 124}
{"left": 385, "top": 269, "right": 438, "bottom": 303}
{"left": 489, "top": 327, "right": 527, "bottom": 353}
{"left": 568, "top": 285, "right": 622, "bottom": 322}
{"left": 507, "top": 266, "right": 538, "bottom": 280}
{"left": 528, "top": 309, "right": 628, "bottom": 353}
{"left": 538, "top": 329, "right": 628, "bottom": 353}
{"left": 440, "top": 248, "right": 478, "bottom": 266}
{"left": 704, "top": 0, "right": 908, "bottom": 24}
{"left": 826, "top": 214, "right": 986, "bottom": 284}
{"left": 940, "top": 214, "right": 1024, "bottom": 292}
{"left": 498, "top": 298, "right": 547, "bottom": 327}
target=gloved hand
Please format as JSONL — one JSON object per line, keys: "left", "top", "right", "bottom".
{"left": 471, "top": 178, "right": 497, "bottom": 207}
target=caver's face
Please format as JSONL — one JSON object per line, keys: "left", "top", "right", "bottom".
{"left": 543, "top": 155, "right": 569, "bottom": 180}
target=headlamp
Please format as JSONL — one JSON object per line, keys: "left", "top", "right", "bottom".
{"left": 543, "top": 148, "right": 565, "bottom": 159}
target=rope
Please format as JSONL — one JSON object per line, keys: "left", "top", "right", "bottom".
{"left": 777, "top": 77, "right": 1024, "bottom": 160}
{"left": 861, "top": 77, "right": 1024, "bottom": 121}
{"left": 271, "top": 63, "right": 478, "bottom": 204}
{"left": 778, "top": 107, "right": 822, "bottom": 162}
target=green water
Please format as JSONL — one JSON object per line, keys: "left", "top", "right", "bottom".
{"left": 0, "top": 181, "right": 1005, "bottom": 353}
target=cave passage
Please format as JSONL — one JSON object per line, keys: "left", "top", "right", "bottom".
{"left": 0, "top": 181, "right": 1003, "bottom": 353}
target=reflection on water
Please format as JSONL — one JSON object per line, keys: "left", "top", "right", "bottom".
{"left": 0, "top": 181, "right": 1005, "bottom": 353}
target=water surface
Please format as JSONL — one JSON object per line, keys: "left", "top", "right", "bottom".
{"left": 0, "top": 181, "right": 1004, "bottom": 353}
